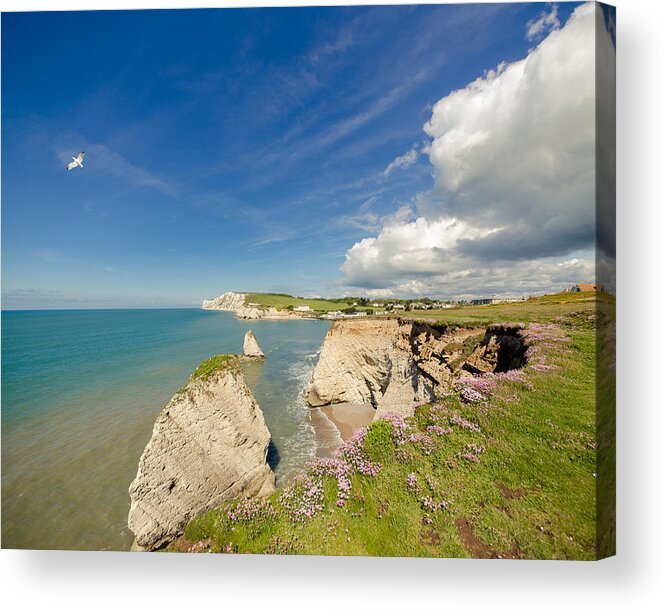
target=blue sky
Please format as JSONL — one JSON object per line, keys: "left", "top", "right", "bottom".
{"left": 2, "top": 2, "right": 602, "bottom": 309}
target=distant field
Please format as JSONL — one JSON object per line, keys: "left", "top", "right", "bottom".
{"left": 401, "top": 292, "right": 597, "bottom": 326}
{"left": 245, "top": 293, "right": 359, "bottom": 312}
{"left": 245, "top": 291, "right": 598, "bottom": 321}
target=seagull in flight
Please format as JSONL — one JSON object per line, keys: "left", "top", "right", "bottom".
{"left": 67, "top": 151, "right": 85, "bottom": 171}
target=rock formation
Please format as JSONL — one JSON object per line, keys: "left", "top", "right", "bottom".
{"left": 202, "top": 291, "right": 247, "bottom": 311}
{"left": 304, "top": 318, "right": 525, "bottom": 419}
{"left": 243, "top": 330, "right": 265, "bottom": 358}
{"left": 236, "top": 305, "right": 280, "bottom": 319}
{"left": 202, "top": 292, "right": 314, "bottom": 320}
{"left": 128, "top": 355, "right": 275, "bottom": 551}
{"left": 303, "top": 319, "right": 431, "bottom": 417}
{"left": 235, "top": 305, "right": 313, "bottom": 320}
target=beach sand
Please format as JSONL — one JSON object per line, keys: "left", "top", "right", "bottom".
{"left": 309, "top": 402, "right": 376, "bottom": 457}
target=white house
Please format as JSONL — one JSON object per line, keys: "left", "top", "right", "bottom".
{"left": 294, "top": 305, "right": 312, "bottom": 312}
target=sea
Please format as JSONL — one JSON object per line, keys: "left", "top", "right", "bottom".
{"left": 1, "top": 308, "right": 333, "bottom": 551}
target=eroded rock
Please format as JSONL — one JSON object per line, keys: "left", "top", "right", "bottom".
{"left": 243, "top": 330, "right": 265, "bottom": 358}
{"left": 304, "top": 318, "right": 525, "bottom": 419}
{"left": 128, "top": 355, "right": 275, "bottom": 551}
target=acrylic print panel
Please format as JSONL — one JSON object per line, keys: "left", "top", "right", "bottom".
{"left": 0, "top": 2, "right": 615, "bottom": 559}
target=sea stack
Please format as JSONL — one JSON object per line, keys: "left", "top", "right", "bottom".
{"left": 243, "top": 329, "right": 265, "bottom": 358}
{"left": 128, "top": 354, "right": 275, "bottom": 551}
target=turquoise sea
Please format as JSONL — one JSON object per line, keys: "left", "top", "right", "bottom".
{"left": 1, "top": 308, "right": 331, "bottom": 551}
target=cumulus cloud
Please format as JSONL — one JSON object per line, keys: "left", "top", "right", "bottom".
{"left": 354, "top": 254, "right": 595, "bottom": 300}
{"left": 383, "top": 146, "right": 419, "bottom": 176}
{"left": 339, "top": 2, "right": 607, "bottom": 298}
{"left": 423, "top": 1, "right": 596, "bottom": 254}
{"left": 341, "top": 215, "right": 495, "bottom": 287}
{"left": 526, "top": 4, "right": 560, "bottom": 41}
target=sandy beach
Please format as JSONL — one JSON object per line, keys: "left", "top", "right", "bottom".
{"left": 309, "top": 402, "right": 376, "bottom": 456}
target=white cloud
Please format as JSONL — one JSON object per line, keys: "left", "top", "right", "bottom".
{"left": 341, "top": 215, "right": 497, "bottom": 286}
{"left": 31, "top": 249, "right": 61, "bottom": 262}
{"left": 383, "top": 147, "right": 419, "bottom": 176}
{"left": 347, "top": 249, "right": 595, "bottom": 299}
{"left": 423, "top": 1, "right": 595, "bottom": 252}
{"left": 526, "top": 4, "right": 560, "bottom": 41}
{"left": 318, "top": 66, "right": 434, "bottom": 150}
{"left": 339, "top": 3, "right": 606, "bottom": 298}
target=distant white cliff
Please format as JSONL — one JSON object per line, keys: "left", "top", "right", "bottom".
{"left": 202, "top": 291, "right": 247, "bottom": 311}
{"left": 203, "top": 291, "right": 316, "bottom": 320}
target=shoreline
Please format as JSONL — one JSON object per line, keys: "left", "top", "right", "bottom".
{"left": 309, "top": 402, "right": 376, "bottom": 454}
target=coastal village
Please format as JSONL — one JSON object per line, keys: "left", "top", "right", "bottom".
{"left": 202, "top": 283, "right": 600, "bottom": 320}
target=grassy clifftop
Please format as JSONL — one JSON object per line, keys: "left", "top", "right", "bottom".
{"left": 171, "top": 300, "right": 607, "bottom": 559}
{"left": 401, "top": 291, "right": 597, "bottom": 326}
{"left": 176, "top": 355, "right": 240, "bottom": 396}
{"left": 245, "top": 292, "right": 360, "bottom": 312}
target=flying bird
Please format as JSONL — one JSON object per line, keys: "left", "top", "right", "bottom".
{"left": 67, "top": 151, "right": 85, "bottom": 171}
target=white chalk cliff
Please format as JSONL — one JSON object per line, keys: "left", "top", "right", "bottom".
{"left": 202, "top": 292, "right": 312, "bottom": 320}
{"left": 243, "top": 330, "right": 265, "bottom": 358}
{"left": 304, "top": 318, "right": 525, "bottom": 419}
{"left": 128, "top": 355, "right": 275, "bottom": 551}
{"left": 202, "top": 291, "right": 247, "bottom": 311}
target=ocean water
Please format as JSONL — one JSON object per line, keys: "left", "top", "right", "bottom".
{"left": 1, "top": 308, "right": 330, "bottom": 551}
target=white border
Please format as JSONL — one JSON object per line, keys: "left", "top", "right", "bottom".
{"left": 1, "top": 1, "right": 663, "bottom": 608}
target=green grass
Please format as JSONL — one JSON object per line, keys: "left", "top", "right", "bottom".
{"left": 245, "top": 292, "right": 368, "bottom": 313}
{"left": 400, "top": 292, "right": 596, "bottom": 326}
{"left": 176, "top": 354, "right": 239, "bottom": 395}
{"left": 171, "top": 298, "right": 606, "bottom": 559}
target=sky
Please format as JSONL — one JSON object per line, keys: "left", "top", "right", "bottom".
{"left": 1, "top": 2, "right": 612, "bottom": 309}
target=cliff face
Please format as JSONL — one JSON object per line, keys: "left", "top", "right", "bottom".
{"left": 304, "top": 318, "right": 525, "bottom": 419}
{"left": 128, "top": 355, "right": 275, "bottom": 551}
{"left": 202, "top": 291, "right": 247, "bottom": 311}
{"left": 235, "top": 305, "right": 313, "bottom": 320}
{"left": 202, "top": 293, "right": 313, "bottom": 320}
{"left": 303, "top": 319, "right": 432, "bottom": 417}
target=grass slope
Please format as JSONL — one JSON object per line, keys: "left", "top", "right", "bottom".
{"left": 401, "top": 291, "right": 596, "bottom": 326}
{"left": 176, "top": 354, "right": 239, "bottom": 396}
{"left": 172, "top": 298, "right": 604, "bottom": 559}
{"left": 245, "top": 293, "right": 360, "bottom": 312}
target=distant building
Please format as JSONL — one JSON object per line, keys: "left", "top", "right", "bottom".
{"left": 322, "top": 310, "right": 367, "bottom": 320}
{"left": 294, "top": 305, "right": 312, "bottom": 312}
{"left": 392, "top": 304, "right": 405, "bottom": 310}
{"left": 371, "top": 303, "right": 381, "bottom": 307}
{"left": 471, "top": 298, "right": 492, "bottom": 306}
{"left": 571, "top": 283, "right": 598, "bottom": 293}
{"left": 471, "top": 297, "right": 525, "bottom": 306}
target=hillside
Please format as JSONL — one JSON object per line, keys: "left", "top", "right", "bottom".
{"left": 245, "top": 293, "right": 364, "bottom": 313}
{"left": 166, "top": 294, "right": 614, "bottom": 559}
